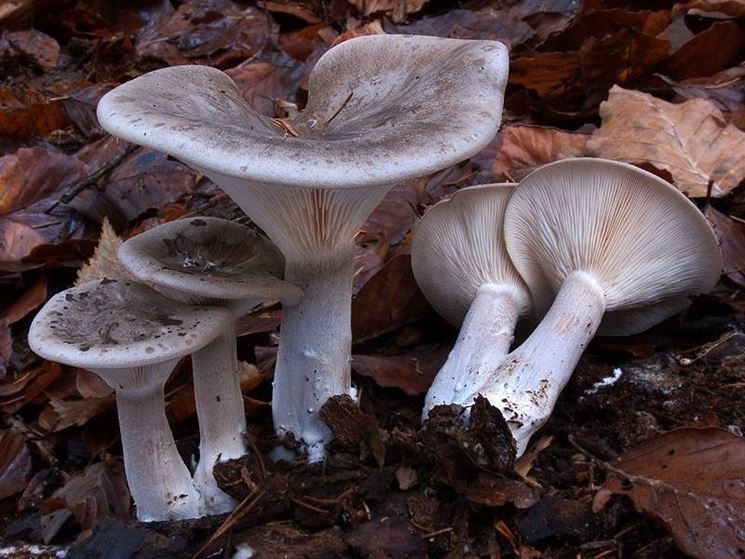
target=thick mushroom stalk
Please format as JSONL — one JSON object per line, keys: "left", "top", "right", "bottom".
{"left": 97, "top": 35, "right": 510, "bottom": 458}
{"left": 118, "top": 217, "right": 301, "bottom": 511}
{"left": 473, "top": 158, "right": 722, "bottom": 456}
{"left": 28, "top": 280, "right": 232, "bottom": 521}
{"left": 411, "top": 184, "right": 531, "bottom": 419}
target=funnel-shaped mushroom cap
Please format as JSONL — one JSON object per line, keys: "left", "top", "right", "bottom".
{"left": 412, "top": 184, "right": 530, "bottom": 326}
{"left": 505, "top": 158, "right": 722, "bottom": 317}
{"left": 29, "top": 279, "right": 231, "bottom": 370}
{"left": 96, "top": 35, "right": 509, "bottom": 189}
{"left": 117, "top": 217, "right": 302, "bottom": 305}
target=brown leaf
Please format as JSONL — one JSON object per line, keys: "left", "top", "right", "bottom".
{"left": 706, "top": 207, "right": 745, "bottom": 287}
{"left": 1, "top": 30, "right": 60, "bottom": 71}
{"left": 0, "top": 276, "right": 46, "bottom": 325}
{"left": 39, "top": 394, "right": 115, "bottom": 432}
{"left": 226, "top": 53, "right": 306, "bottom": 117}
{"left": 672, "top": 65, "right": 745, "bottom": 112}
{"left": 352, "top": 344, "right": 450, "bottom": 396}
{"left": 351, "top": 254, "right": 430, "bottom": 342}
{"left": 41, "top": 459, "right": 130, "bottom": 541}
{"left": 136, "top": 1, "right": 277, "bottom": 68}
{"left": 490, "top": 125, "right": 590, "bottom": 181}
{"left": 1, "top": 361, "right": 63, "bottom": 414}
{"left": 0, "top": 428, "right": 32, "bottom": 500}
{"left": 257, "top": 0, "right": 321, "bottom": 23}
{"left": 76, "top": 369, "right": 113, "bottom": 399}
{"left": 75, "top": 218, "right": 130, "bottom": 285}
{"left": 674, "top": 0, "right": 745, "bottom": 18}
{"left": 663, "top": 21, "right": 745, "bottom": 81}
{"left": 0, "top": 319, "right": 8, "bottom": 378}
{"left": 587, "top": 85, "right": 745, "bottom": 197}
{"left": 596, "top": 427, "right": 745, "bottom": 559}
{"left": 0, "top": 147, "right": 87, "bottom": 214}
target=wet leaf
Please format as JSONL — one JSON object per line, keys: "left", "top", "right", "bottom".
{"left": 41, "top": 458, "right": 130, "bottom": 541}
{"left": 0, "top": 428, "right": 32, "bottom": 500}
{"left": 587, "top": 85, "right": 745, "bottom": 197}
{"left": 663, "top": 21, "right": 745, "bottom": 81}
{"left": 352, "top": 344, "right": 450, "bottom": 396}
{"left": 595, "top": 427, "right": 745, "bottom": 559}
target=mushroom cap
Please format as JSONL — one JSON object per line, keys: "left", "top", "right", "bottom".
{"left": 118, "top": 217, "right": 302, "bottom": 304}
{"left": 504, "top": 158, "right": 721, "bottom": 318}
{"left": 96, "top": 35, "right": 509, "bottom": 189}
{"left": 29, "top": 279, "right": 232, "bottom": 369}
{"left": 599, "top": 296, "right": 692, "bottom": 337}
{"left": 411, "top": 183, "right": 531, "bottom": 326}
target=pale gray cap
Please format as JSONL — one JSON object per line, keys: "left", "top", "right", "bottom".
{"left": 117, "top": 217, "right": 302, "bottom": 306}
{"left": 28, "top": 279, "right": 232, "bottom": 369}
{"left": 504, "top": 158, "right": 721, "bottom": 332}
{"left": 411, "top": 184, "right": 531, "bottom": 326}
{"left": 96, "top": 35, "right": 509, "bottom": 190}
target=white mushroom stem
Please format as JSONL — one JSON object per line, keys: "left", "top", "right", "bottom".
{"left": 95, "top": 360, "right": 204, "bottom": 522}
{"left": 191, "top": 322, "right": 245, "bottom": 514}
{"left": 423, "top": 283, "right": 520, "bottom": 419}
{"left": 476, "top": 271, "right": 606, "bottom": 456}
{"left": 272, "top": 247, "right": 354, "bottom": 461}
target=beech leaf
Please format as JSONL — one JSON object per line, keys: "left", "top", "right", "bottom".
{"left": 595, "top": 427, "right": 745, "bottom": 559}
{"left": 75, "top": 218, "right": 130, "bottom": 285}
{"left": 587, "top": 85, "right": 745, "bottom": 197}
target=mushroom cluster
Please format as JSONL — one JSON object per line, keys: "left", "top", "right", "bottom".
{"left": 28, "top": 32, "right": 721, "bottom": 526}
{"left": 414, "top": 158, "right": 721, "bottom": 456}
{"left": 29, "top": 34, "right": 511, "bottom": 521}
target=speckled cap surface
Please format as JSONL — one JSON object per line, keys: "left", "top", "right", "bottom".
{"left": 29, "top": 279, "right": 232, "bottom": 369}
{"left": 96, "top": 35, "right": 509, "bottom": 189}
{"left": 118, "top": 217, "right": 302, "bottom": 304}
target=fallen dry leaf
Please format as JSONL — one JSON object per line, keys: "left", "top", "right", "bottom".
{"left": 663, "top": 21, "right": 745, "bottom": 81}
{"left": 490, "top": 125, "right": 590, "bottom": 181}
{"left": 41, "top": 458, "right": 130, "bottom": 541}
{"left": 587, "top": 85, "right": 745, "bottom": 197}
{"left": 0, "top": 30, "right": 60, "bottom": 71}
{"left": 706, "top": 207, "right": 745, "bottom": 288}
{"left": 75, "top": 218, "right": 130, "bottom": 285}
{"left": 0, "top": 275, "right": 46, "bottom": 325}
{"left": 672, "top": 65, "right": 745, "bottom": 113}
{"left": 594, "top": 427, "right": 745, "bottom": 559}
{"left": 0, "top": 147, "right": 86, "bottom": 215}
{"left": 0, "top": 428, "right": 32, "bottom": 500}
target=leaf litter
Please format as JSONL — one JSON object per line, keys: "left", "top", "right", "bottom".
{"left": 0, "top": 0, "right": 744, "bottom": 558}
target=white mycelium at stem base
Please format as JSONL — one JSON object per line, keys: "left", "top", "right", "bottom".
{"left": 96, "top": 35, "right": 511, "bottom": 458}
{"left": 96, "top": 361, "right": 205, "bottom": 521}
{"left": 411, "top": 184, "right": 531, "bottom": 419}
{"left": 473, "top": 158, "right": 722, "bottom": 456}
{"left": 476, "top": 272, "right": 605, "bottom": 455}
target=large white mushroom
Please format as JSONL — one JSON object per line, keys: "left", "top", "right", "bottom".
{"left": 474, "top": 158, "right": 722, "bottom": 455}
{"left": 118, "top": 217, "right": 302, "bottom": 514}
{"left": 411, "top": 184, "right": 531, "bottom": 418}
{"left": 28, "top": 279, "right": 232, "bottom": 521}
{"left": 96, "top": 34, "right": 509, "bottom": 459}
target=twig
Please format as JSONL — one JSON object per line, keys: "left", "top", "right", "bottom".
{"left": 322, "top": 90, "right": 353, "bottom": 128}
{"left": 47, "top": 143, "right": 137, "bottom": 213}
{"left": 419, "top": 527, "right": 453, "bottom": 540}
{"left": 191, "top": 488, "right": 265, "bottom": 559}
{"left": 291, "top": 496, "right": 330, "bottom": 514}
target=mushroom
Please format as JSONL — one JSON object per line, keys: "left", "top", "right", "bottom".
{"left": 411, "top": 184, "right": 531, "bottom": 418}
{"left": 474, "top": 158, "right": 721, "bottom": 455}
{"left": 117, "top": 217, "right": 302, "bottom": 514}
{"left": 96, "top": 34, "right": 509, "bottom": 459}
{"left": 28, "top": 279, "right": 233, "bottom": 521}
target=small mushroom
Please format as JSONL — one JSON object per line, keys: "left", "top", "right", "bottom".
{"left": 97, "top": 34, "right": 509, "bottom": 459}
{"left": 474, "top": 158, "right": 721, "bottom": 455}
{"left": 28, "top": 279, "right": 232, "bottom": 521}
{"left": 118, "top": 217, "right": 302, "bottom": 513}
{"left": 411, "top": 184, "right": 531, "bottom": 418}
